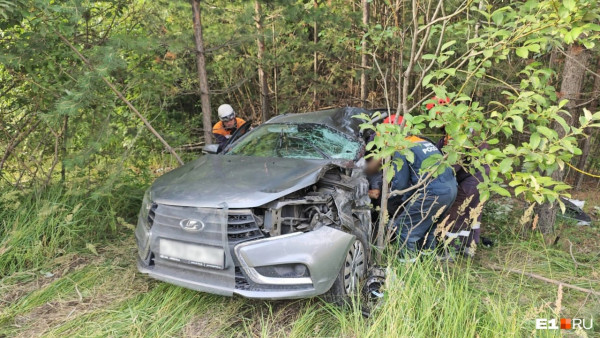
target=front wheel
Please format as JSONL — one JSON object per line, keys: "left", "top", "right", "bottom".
{"left": 325, "top": 227, "right": 369, "bottom": 305}
{"left": 343, "top": 239, "right": 367, "bottom": 294}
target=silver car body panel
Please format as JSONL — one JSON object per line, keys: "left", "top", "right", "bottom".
{"left": 150, "top": 155, "right": 340, "bottom": 209}
{"left": 235, "top": 227, "right": 354, "bottom": 291}
{"left": 136, "top": 107, "right": 376, "bottom": 299}
{"left": 137, "top": 211, "right": 355, "bottom": 298}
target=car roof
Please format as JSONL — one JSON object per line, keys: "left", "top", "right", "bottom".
{"left": 265, "top": 107, "right": 373, "bottom": 139}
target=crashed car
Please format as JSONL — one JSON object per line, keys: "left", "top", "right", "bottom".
{"left": 135, "top": 107, "right": 379, "bottom": 300}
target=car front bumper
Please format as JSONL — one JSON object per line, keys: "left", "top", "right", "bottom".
{"left": 136, "top": 204, "right": 354, "bottom": 299}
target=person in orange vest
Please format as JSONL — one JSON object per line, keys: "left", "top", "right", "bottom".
{"left": 375, "top": 114, "right": 457, "bottom": 261}
{"left": 213, "top": 104, "right": 246, "bottom": 151}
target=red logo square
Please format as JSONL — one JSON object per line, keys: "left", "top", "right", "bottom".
{"left": 561, "top": 318, "right": 572, "bottom": 330}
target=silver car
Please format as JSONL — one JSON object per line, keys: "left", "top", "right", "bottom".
{"left": 136, "top": 107, "right": 376, "bottom": 301}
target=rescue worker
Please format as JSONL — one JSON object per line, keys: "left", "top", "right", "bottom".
{"left": 437, "top": 133, "right": 491, "bottom": 256}
{"left": 386, "top": 116, "right": 458, "bottom": 260}
{"left": 366, "top": 159, "right": 383, "bottom": 203}
{"left": 212, "top": 104, "right": 246, "bottom": 151}
{"left": 428, "top": 97, "right": 493, "bottom": 257}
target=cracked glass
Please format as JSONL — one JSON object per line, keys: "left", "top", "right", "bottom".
{"left": 227, "top": 123, "right": 360, "bottom": 160}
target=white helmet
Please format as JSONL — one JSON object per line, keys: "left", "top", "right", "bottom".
{"left": 217, "top": 104, "right": 235, "bottom": 122}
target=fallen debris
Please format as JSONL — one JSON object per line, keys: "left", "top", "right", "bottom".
{"left": 558, "top": 197, "right": 592, "bottom": 226}
{"left": 487, "top": 264, "right": 600, "bottom": 296}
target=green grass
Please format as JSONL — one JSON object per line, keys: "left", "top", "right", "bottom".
{"left": 1, "top": 178, "right": 599, "bottom": 337}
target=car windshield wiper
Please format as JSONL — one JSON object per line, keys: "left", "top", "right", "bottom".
{"left": 285, "top": 135, "right": 331, "bottom": 159}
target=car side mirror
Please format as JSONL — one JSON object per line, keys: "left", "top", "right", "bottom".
{"left": 202, "top": 144, "right": 219, "bottom": 154}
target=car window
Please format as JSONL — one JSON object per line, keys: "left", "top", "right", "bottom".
{"left": 226, "top": 123, "right": 360, "bottom": 160}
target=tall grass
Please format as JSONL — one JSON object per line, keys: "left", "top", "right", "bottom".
{"left": 0, "top": 176, "right": 145, "bottom": 276}
{"left": 286, "top": 257, "right": 559, "bottom": 337}
{"left": 1, "top": 176, "right": 597, "bottom": 337}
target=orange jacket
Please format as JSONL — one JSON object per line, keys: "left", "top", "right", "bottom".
{"left": 212, "top": 118, "right": 246, "bottom": 137}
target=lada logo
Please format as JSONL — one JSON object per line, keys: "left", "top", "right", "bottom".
{"left": 179, "top": 219, "right": 205, "bottom": 232}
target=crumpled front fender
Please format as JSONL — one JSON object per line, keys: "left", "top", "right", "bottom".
{"left": 235, "top": 226, "right": 355, "bottom": 295}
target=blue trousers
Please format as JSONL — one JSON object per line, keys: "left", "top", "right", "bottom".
{"left": 392, "top": 187, "right": 457, "bottom": 256}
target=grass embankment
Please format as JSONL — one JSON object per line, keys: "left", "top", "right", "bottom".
{"left": 1, "top": 178, "right": 599, "bottom": 337}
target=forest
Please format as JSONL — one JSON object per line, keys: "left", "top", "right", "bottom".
{"left": 1, "top": 0, "right": 599, "bottom": 336}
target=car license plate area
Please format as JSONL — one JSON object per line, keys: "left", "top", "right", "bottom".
{"left": 159, "top": 239, "right": 225, "bottom": 270}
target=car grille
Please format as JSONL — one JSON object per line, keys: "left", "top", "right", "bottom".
{"left": 227, "top": 211, "right": 264, "bottom": 244}
{"left": 235, "top": 267, "right": 251, "bottom": 290}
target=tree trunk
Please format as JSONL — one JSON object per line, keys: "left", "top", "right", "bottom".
{"left": 537, "top": 44, "right": 590, "bottom": 234}
{"left": 360, "top": 0, "right": 369, "bottom": 107}
{"left": 61, "top": 115, "right": 68, "bottom": 182}
{"left": 254, "top": 1, "right": 269, "bottom": 123}
{"left": 272, "top": 23, "right": 278, "bottom": 115}
{"left": 313, "top": 0, "right": 318, "bottom": 109}
{"left": 575, "top": 58, "right": 600, "bottom": 190}
{"left": 191, "top": 0, "right": 212, "bottom": 144}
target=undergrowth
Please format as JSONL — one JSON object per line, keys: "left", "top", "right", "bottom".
{"left": 0, "top": 175, "right": 598, "bottom": 337}
{"left": 0, "top": 176, "right": 146, "bottom": 276}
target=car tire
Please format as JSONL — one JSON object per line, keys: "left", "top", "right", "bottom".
{"left": 324, "top": 223, "right": 370, "bottom": 306}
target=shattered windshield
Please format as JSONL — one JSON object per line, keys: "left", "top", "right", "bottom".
{"left": 226, "top": 123, "right": 360, "bottom": 160}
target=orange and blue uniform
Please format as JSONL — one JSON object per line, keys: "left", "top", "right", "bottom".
{"left": 390, "top": 135, "right": 457, "bottom": 257}
{"left": 212, "top": 117, "right": 246, "bottom": 149}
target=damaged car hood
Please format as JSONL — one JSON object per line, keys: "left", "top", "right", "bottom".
{"left": 151, "top": 155, "right": 341, "bottom": 208}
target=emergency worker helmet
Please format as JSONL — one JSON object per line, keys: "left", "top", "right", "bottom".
{"left": 218, "top": 104, "right": 236, "bottom": 122}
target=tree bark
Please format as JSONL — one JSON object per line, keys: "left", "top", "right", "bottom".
{"left": 254, "top": 1, "right": 269, "bottom": 123}
{"left": 360, "top": 0, "right": 369, "bottom": 107}
{"left": 313, "top": 0, "right": 318, "bottom": 109}
{"left": 61, "top": 115, "right": 68, "bottom": 182}
{"left": 191, "top": 0, "right": 213, "bottom": 144}
{"left": 537, "top": 44, "right": 590, "bottom": 234}
{"left": 575, "top": 58, "right": 600, "bottom": 190}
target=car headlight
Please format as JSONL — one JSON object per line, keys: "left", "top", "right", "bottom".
{"left": 140, "top": 189, "right": 157, "bottom": 229}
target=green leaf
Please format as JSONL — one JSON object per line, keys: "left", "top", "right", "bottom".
{"left": 385, "top": 167, "right": 395, "bottom": 183}
{"left": 583, "top": 40, "right": 595, "bottom": 49}
{"left": 563, "top": 0, "right": 576, "bottom": 11}
{"left": 512, "top": 115, "right": 524, "bottom": 132}
{"left": 558, "top": 99, "right": 569, "bottom": 108}
{"left": 516, "top": 47, "right": 529, "bottom": 59}
{"left": 554, "top": 115, "right": 570, "bottom": 133}
{"left": 405, "top": 150, "right": 415, "bottom": 164}
{"left": 532, "top": 194, "right": 544, "bottom": 204}
{"left": 526, "top": 43, "right": 540, "bottom": 53}
{"left": 530, "top": 132, "right": 541, "bottom": 149}
{"left": 491, "top": 11, "right": 504, "bottom": 25}
{"left": 558, "top": 199, "right": 566, "bottom": 214}
{"left": 514, "top": 186, "right": 528, "bottom": 196}
{"left": 499, "top": 158, "right": 513, "bottom": 174}
{"left": 537, "top": 126, "right": 556, "bottom": 139}
{"left": 491, "top": 185, "right": 511, "bottom": 197}
{"left": 483, "top": 49, "right": 494, "bottom": 58}
{"left": 441, "top": 40, "right": 456, "bottom": 51}
{"left": 584, "top": 108, "right": 593, "bottom": 121}
{"left": 441, "top": 68, "right": 456, "bottom": 76}
{"left": 480, "top": 189, "right": 490, "bottom": 202}
{"left": 422, "top": 74, "right": 434, "bottom": 87}
{"left": 466, "top": 37, "right": 483, "bottom": 44}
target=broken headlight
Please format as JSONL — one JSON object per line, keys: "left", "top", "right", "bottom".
{"left": 140, "top": 189, "right": 157, "bottom": 230}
